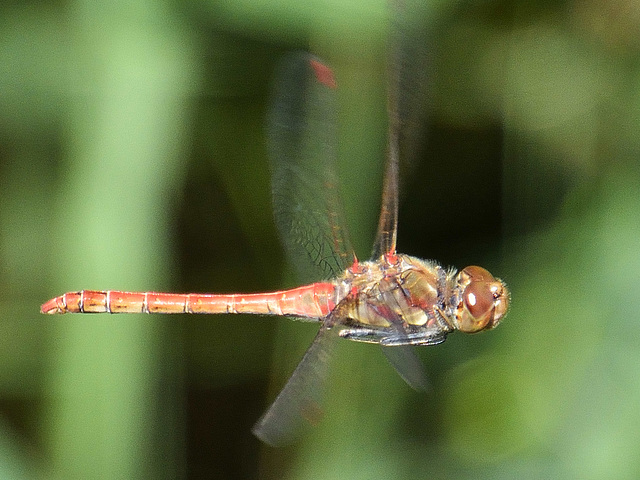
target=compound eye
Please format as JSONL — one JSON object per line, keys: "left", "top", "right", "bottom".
{"left": 462, "top": 281, "right": 495, "bottom": 331}
{"left": 456, "top": 266, "right": 509, "bottom": 333}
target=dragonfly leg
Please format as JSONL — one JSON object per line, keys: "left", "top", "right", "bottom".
{"left": 338, "top": 327, "right": 390, "bottom": 344}
{"left": 380, "top": 332, "right": 447, "bottom": 346}
{"left": 339, "top": 326, "right": 448, "bottom": 346}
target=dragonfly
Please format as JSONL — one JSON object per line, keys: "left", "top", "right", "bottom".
{"left": 41, "top": 49, "right": 509, "bottom": 445}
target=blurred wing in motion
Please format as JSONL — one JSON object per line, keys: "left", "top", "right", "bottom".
{"left": 372, "top": 0, "right": 432, "bottom": 259}
{"left": 382, "top": 345, "right": 429, "bottom": 392}
{"left": 268, "top": 51, "right": 354, "bottom": 283}
{"left": 392, "top": 0, "right": 433, "bottom": 169}
{"left": 252, "top": 326, "right": 336, "bottom": 446}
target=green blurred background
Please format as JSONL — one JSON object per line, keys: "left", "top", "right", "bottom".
{"left": 2, "top": 0, "right": 640, "bottom": 478}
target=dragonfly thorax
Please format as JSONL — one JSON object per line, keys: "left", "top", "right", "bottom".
{"left": 327, "top": 255, "right": 444, "bottom": 346}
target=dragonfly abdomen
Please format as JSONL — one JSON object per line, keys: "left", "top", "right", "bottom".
{"left": 41, "top": 283, "right": 338, "bottom": 318}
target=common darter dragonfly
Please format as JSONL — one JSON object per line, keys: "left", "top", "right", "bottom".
{"left": 42, "top": 45, "right": 509, "bottom": 446}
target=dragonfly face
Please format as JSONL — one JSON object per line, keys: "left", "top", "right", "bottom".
{"left": 451, "top": 266, "right": 509, "bottom": 333}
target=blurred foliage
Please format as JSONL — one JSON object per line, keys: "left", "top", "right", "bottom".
{"left": 1, "top": 0, "right": 640, "bottom": 479}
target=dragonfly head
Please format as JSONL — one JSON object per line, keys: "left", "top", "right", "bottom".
{"left": 453, "top": 266, "right": 509, "bottom": 333}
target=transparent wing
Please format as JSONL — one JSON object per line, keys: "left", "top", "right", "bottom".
{"left": 268, "top": 52, "right": 354, "bottom": 283}
{"left": 371, "top": 31, "right": 400, "bottom": 259}
{"left": 371, "top": 138, "right": 399, "bottom": 258}
{"left": 381, "top": 345, "right": 429, "bottom": 391}
{"left": 393, "top": 0, "right": 433, "bottom": 169}
{"left": 377, "top": 305, "right": 431, "bottom": 391}
{"left": 252, "top": 326, "right": 336, "bottom": 446}
{"left": 372, "top": 0, "right": 432, "bottom": 259}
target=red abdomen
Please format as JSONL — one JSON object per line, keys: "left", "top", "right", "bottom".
{"left": 41, "top": 283, "right": 338, "bottom": 318}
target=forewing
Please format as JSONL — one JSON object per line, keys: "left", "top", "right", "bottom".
{"left": 269, "top": 52, "right": 354, "bottom": 283}
{"left": 393, "top": 0, "right": 433, "bottom": 169}
{"left": 252, "top": 326, "right": 336, "bottom": 446}
{"left": 372, "top": 0, "right": 432, "bottom": 259}
{"left": 371, "top": 57, "right": 400, "bottom": 259}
